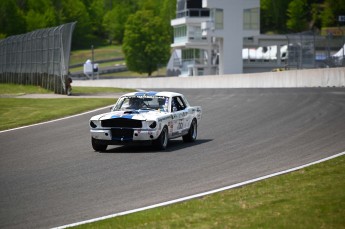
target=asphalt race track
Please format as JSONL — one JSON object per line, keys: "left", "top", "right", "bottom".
{"left": 1, "top": 88, "right": 345, "bottom": 228}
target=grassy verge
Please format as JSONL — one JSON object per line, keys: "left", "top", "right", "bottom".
{"left": 68, "top": 44, "right": 167, "bottom": 77}
{"left": 0, "top": 83, "right": 135, "bottom": 96}
{"left": 75, "top": 155, "right": 345, "bottom": 229}
{"left": 69, "top": 60, "right": 126, "bottom": 73}
{"left": 0, "top": 83, "right": 53, "bottom": 95}
{"left": 0, "top": 83, "right": 135, "bottom": 131}
{"left": 72, "top": 87, "right": 135, "bottom": 94}
{"left": 0, "top": 98, "right": 115, "bottom": 131}
{"left": 70, "top": 45, "right": 123, "bottom": 66}
{"left": 103, "top": 67, "right": 167, "bottom": 78}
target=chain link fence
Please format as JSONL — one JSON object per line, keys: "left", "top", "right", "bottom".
{"left": 0, "top": 22, "right": 76, "bottom": 94}
{"left": 243, "top": 30, "right": 345, "bottom": 73}
{"left": 286, "top": 30, "right": 345, "bottom": 69}
{"left": 286, "top": 31, "right": 315, "bottom": 69}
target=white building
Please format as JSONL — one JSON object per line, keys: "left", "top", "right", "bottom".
{"left": 167, "top": 0, "right": 260, "bottom": 76}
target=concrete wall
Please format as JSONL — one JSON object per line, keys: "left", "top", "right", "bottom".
{"left": 74, "top": 67, "right": 345, "bottom": 89}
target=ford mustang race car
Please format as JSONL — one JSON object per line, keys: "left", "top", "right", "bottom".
{"left": 89, "top": 91, "right": 202, "bottom": 151}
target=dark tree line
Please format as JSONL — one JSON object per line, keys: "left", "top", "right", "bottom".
{"left": 1, "top": 0, "right": 344, "bottom": 47}
{"left": 0, "top": 0, "right": 175, "bottom": 49}
{"left": 261, "top": 0, "right": 345, "bottom": 33}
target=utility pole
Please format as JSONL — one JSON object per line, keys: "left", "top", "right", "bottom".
{"left": 339, "top": 16, "right": 345, "bottom": 66}
{"left": 91, "top": 45, "right": 94, "bottom": 79}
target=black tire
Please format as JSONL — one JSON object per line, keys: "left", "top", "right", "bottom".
{"left": 91, "top": 137, "right": 107, "bottom": 152}
{"left": 183, "top": 119, "right": 197, "bottom": 142}
{"left": 154, "top": 126, "right": 169, "bottom": 150}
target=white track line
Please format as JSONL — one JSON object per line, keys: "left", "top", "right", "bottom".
{"left": 0, "top": 106, "right": 110, "bottom": 134}
{"left": 53, "top": 151, "right": 345, "bottom": 229}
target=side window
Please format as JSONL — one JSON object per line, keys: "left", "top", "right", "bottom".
{"left": 171, "top": 96, "right": 186, "bottom": 112}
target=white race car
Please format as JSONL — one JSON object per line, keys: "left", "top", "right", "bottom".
{"left": 89, "top": 91, "right": 202, "bottom": 151}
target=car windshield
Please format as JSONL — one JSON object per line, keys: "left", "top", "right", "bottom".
{"left": 113, "top": 96, "right": 169, "bottom": 112}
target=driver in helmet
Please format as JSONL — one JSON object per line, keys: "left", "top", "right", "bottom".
{"left": 128, "top": 97, "right": 144, "bottom": 110}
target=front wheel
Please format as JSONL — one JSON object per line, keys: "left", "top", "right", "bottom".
{"left": 153, "top": 126, "right": 169, "bottom": 150}
{"left": 91, "top": 137, "right": 107, "bottom": 152}
{"left": 183, "top": 119, "right": 197, "bottom": 142}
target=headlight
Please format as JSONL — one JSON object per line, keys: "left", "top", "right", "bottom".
{"left": 149, "top": 121, "right": 157, "bottom": 129}
{"left": 90, "top": 120, "right": 98, "bottom": 128}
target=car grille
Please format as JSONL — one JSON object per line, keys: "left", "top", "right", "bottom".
{"left": 111, "top": 128, "right": 134, "bottom": 139}
{"left": 101, "top": 118, "right": 142, "bottom": 128}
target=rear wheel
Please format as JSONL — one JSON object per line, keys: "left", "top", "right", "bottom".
{"left": 91, "top": 137, "right": 107, "bottom": 152}
{"left": 154, "top": 126, "right": 169, "bottom": 150}
{"left": 183, "top": 119, "right": 197, "bottom": 142}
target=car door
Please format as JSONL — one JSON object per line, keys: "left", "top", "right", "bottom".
{"left": 171, "top": 96, "right": 188, "bottom": 137}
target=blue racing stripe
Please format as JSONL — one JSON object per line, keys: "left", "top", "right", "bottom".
{"left": 134, "top": 91, "right": 157, "bottom": 96}
{"left": 111, "top": 114, "right": 134, "bottom": 119}
{"left": 121, "top": 114, "right": 134, "bottom": 119}
{"left": 134, "top": 92, "right": 145, "bottom": 96}
{"left": 146, "top": 91, "right": 157, "bottom": 96}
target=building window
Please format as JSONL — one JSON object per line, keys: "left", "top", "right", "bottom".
{"left": 243, "top": 8, "right": 259, "bottom": 30}
{"left": 174, "top": 25, "right": 187, "bottom": 38}
{"left": 215, "top": 9, "right": 223, "bottom": 29}
{"left": 176, "top": 0, "right": 209, "bottom": 18}
{"left": 177, "top": 0, "right": 186, "bottom": 18}
{"left": 174, "top": 25, "right": 187, "bottom": 43}
{"left": 182, "top": 49, "right": 200, "bottom": 60}
{"left": 211, "top": 9, "right": 223, "bottom": 30}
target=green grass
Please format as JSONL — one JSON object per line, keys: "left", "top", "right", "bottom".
{"left": 69, "top": 60, "right": 125, "bottom": 73}
{"left": 0, "top": 83, "right": 135, "bottom": 131}
{"left": 68, "top": 44, "right": 167, "bottom": 77}
{"left": 0, "top": 83, "right": 135, "bottom": 96}
{"left": 103, "top": 67, "right": 167, "bottom": 78}
{"left": 0, "top": 83, "right": 53, "bottom": 95}
{"left": 70, "top": 45, "right": 123, "bottom": 66}
{"left": 75, "top": 155, "right": 345, "bottom": 229}
{"left": 72, "top": 87, "right": 135, "bottom": 94}
{"left": 0, "top": 98, "right": 115, "bottom": 131}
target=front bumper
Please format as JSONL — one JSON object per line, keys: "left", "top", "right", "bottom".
{"left": 90, "top": 128, "right": 161, "bottom": 144}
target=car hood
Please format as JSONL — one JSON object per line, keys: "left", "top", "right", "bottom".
{"left": 91, "top": 110, "right": 167, "bottom": 121}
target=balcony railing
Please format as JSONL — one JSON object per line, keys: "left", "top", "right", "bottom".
{"left": 173, "top": 32, "right": 208, "bottom": 44}
{"left": 173, "top": 58, "right": 207, "bottom": 68}
{"left": 176, "top": 8, "right": 210, "bottom": 18}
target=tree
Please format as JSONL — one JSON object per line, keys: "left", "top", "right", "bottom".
{"left": 59, "top": 0, "right": 92, "bottom": 48}
{"left": 320, "top": 3, "right": 335, "bottom": 27}
{"left": 137, "top": 0, "right": 161, "bottom": 15}
{"left": 86, "top": 0, "right": 106, "bottom": 38}
{"left": 122, "top": 10, "right": 171, "bottom": 76}
{"left": 310, "top": 2, "right": 322, "bottom": 30}
{"left": 286, "top": 0, "right": 308, "bottom": 32}
{"left": 103, "top": 2, "right": 134, "bottom": 44}
{"left": 261, "top": 0, "right": 291, "bottom": 33}
{"left": 0, "top": 0, "right": 26, "bottom": 37}
{"left": 320, "top": 0, "right": 345, "bottom": 27}
{"left": 25, "top": 0, "right": 56, "bottom": 31}
{"left": 160, "top": 0, "right": 176, "bottom": 42}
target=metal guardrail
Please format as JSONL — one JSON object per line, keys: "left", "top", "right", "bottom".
{"left": 71, "top": 65, "right": 128, "bottom": 78}
{"left": 69, "top": 57, "right": 125, "bottom": 68}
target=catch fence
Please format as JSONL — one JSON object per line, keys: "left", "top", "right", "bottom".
{"left": 286, "top": 30, "right": 345, "bottom": 69}
{"left": 0, "top": 22, "right": 76, "bottom": 94}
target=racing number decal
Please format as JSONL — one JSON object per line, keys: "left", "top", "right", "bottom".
{"left": 177, "top": 120, "right": 183, "bottom": 130}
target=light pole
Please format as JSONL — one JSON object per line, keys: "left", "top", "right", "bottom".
{"left": 338, "top": 15, "right": 345, "bottom": 66}
{"left": 91, "top": 45, "right": 94, "bottom": 79}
